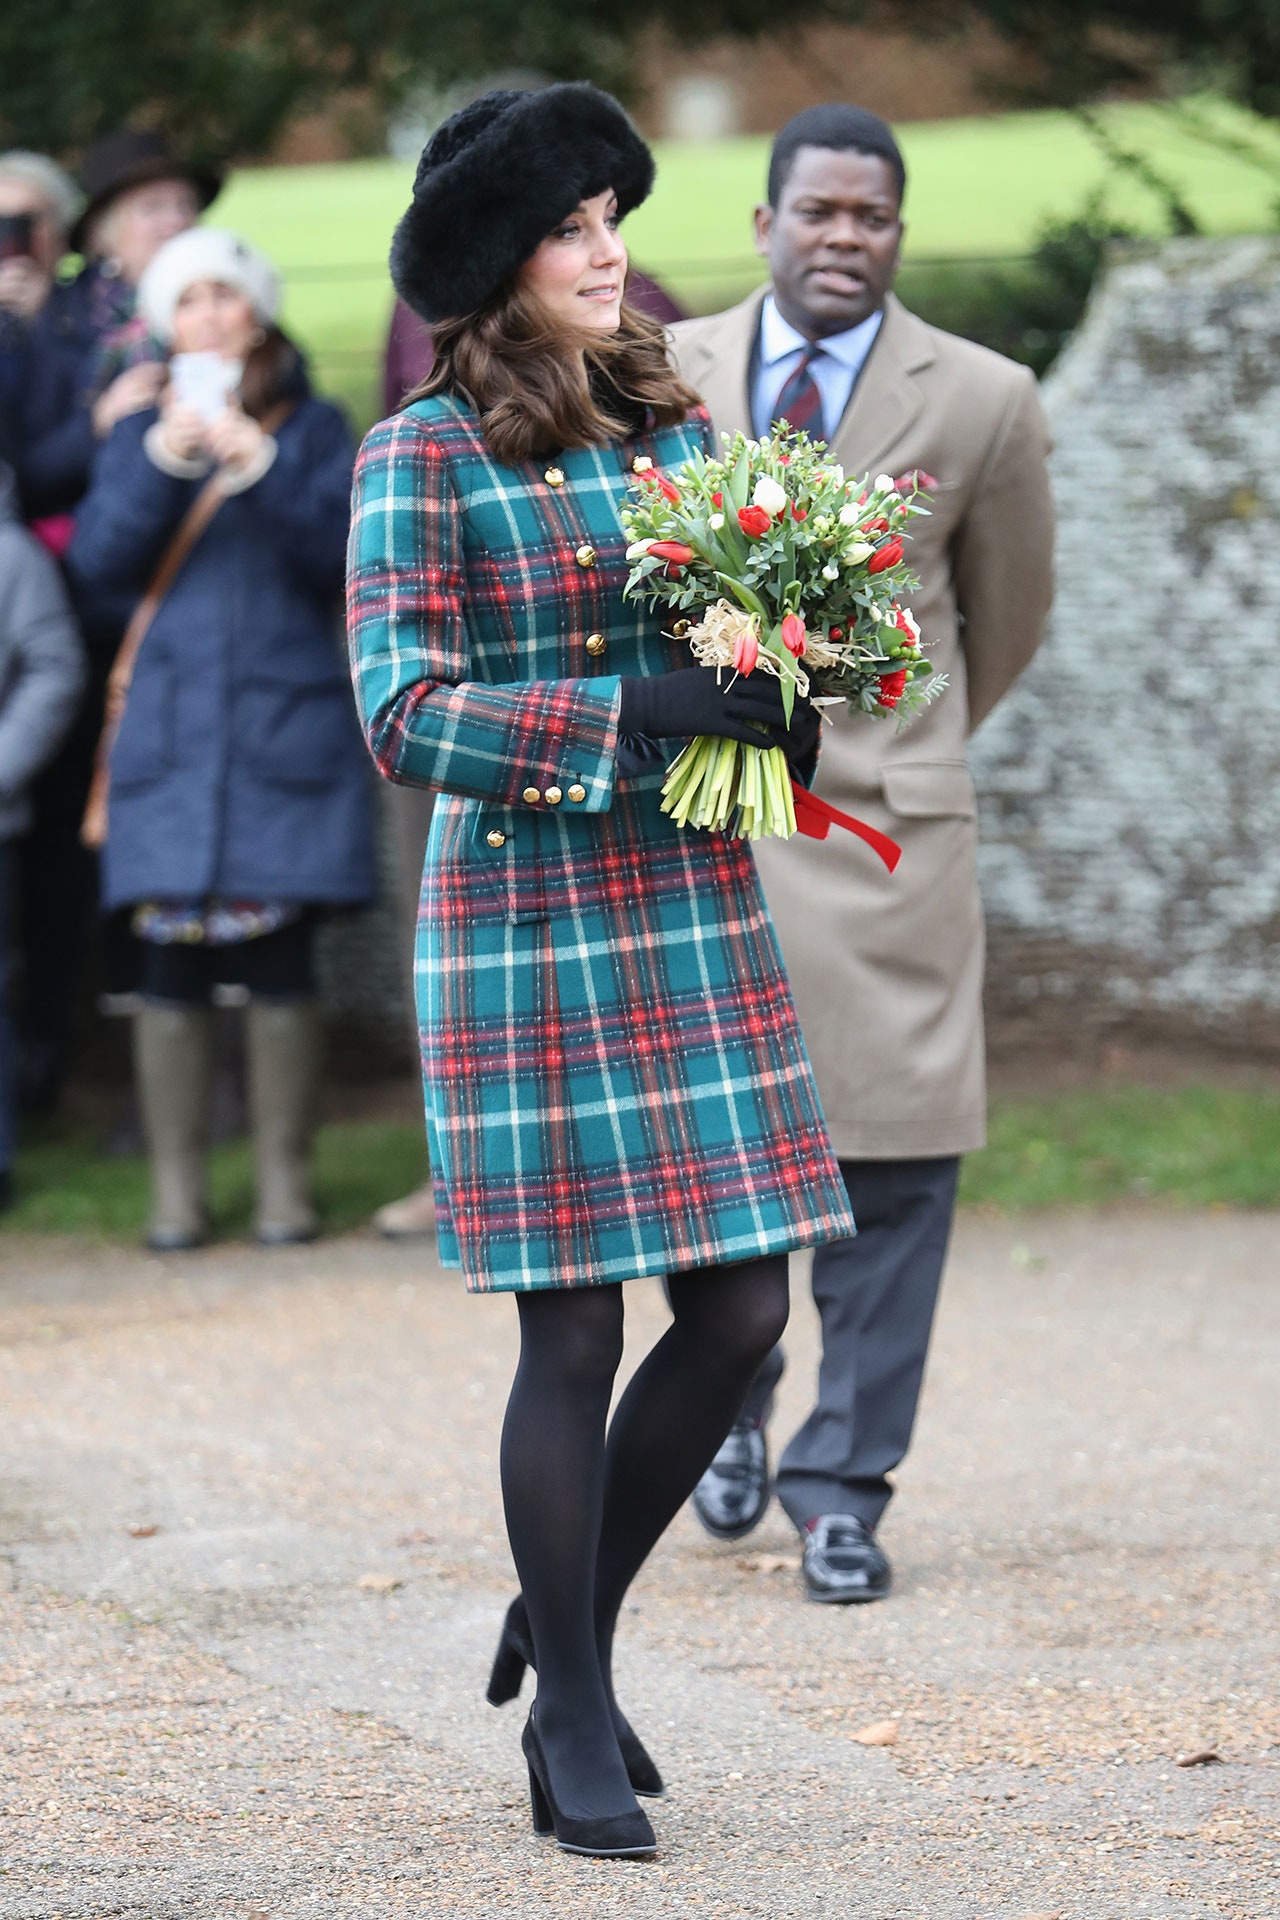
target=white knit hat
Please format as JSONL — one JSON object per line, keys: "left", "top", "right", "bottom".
{"left": 137, "top": 227, "right": 281, "bottom": 343}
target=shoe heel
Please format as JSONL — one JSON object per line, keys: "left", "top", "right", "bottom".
{"left": 528, "top": 1760, "right": 553, "bottom": 1836}
{"left": 486, "top": 1631, "right": 528, "bottom": 1707}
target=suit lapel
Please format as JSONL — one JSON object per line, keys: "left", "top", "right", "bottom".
{"left": 680, "top": 289, "right": 765, "bottom": 439}
{"left": 832, "top": 293, "right": 936, "bottom": 477}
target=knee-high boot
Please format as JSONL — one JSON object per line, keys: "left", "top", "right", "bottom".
{"left": 245, "top": 999, "right": 320, "bottom": 1246}
{"left": 133, "top": 1003, "right": 215, "bottom": 1251}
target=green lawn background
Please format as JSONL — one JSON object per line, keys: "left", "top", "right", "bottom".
{"left": 215, "top": 97, "right": 1280, "bottom": 423}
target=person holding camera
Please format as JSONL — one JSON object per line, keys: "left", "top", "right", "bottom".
{"left": 68, "top": 228, "right": 374, "bottom": 1249}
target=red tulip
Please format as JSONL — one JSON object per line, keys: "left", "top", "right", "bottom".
{"left": 733, "top": 630, "right": 759, "bottom": 675}
{"left": 791, "top": 504, "right": 808, "bottom": 521}
{"left": 654, "top": 473, "right": 681, "bottom": 505}
{"left": 737, "top": 505, "right": 772, "bottom": 538}
{"left": 648, "top": 540, "right": 694, "bottom": 567}
{"left": 864, "top": 516, "right": 889, "bottom": 536}
{"left": 711, "top": 491, "right": 724, "bottom": 508}
{"left": 868, "top": 537, "right": 904, "bottom": 575}
{"left": 781, "top": 613, "right": 806, "bottom": 657}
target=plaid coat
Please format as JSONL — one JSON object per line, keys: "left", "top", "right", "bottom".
{"left": 346, "top": 394, "right": 855, "bottom": 1292}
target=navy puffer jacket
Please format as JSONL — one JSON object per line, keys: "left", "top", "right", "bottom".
{"left": 68, "top": 382, "right": 375, "bottom": 911}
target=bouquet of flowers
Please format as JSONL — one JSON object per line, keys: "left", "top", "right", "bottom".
{"left": 621, "top": 427, "right": 946, "bottom": 843}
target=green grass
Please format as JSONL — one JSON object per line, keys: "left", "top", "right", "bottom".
{"left": 961, "top": 1085, "right": 1280, "bottom": 1211}
{"left": 5, "top": 1086, "right": 1279, "bottom": 1240}
{"left": 215, "top": 96, "right": 1280, "bottom": 423}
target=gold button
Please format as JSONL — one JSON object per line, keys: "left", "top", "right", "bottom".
{"left": 575, "top": 544, "right": 596, "bottom": 569}
{"left": 522, "top": 786, "right": 542, "bottom": 805}
{"left": 632, "top": 456, "right": 653, "bottom": 474}
{"left": 544, "top": 786, "right": 563, "bottom": 806}
{"left": 544, "top": 466, "right": 565, "bottom": 488}
{"left": 568, "top": 784, "right": 587, "bottom": 804}
{"left": 585, "top": 632, "right": 607, "bottom": 656}
{"left": 486, "top": 829, "right": 507, "bottom": 849}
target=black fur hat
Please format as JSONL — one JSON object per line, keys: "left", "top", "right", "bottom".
{"left": 390, "top": 83, "right": 655, "bottom": 324}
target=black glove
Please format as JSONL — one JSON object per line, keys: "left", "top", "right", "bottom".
{"left": 620, "top": 666, "right": 819, "bottom": 760}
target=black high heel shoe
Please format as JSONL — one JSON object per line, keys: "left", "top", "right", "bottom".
{"left": 486, "top": 1597, "right": 666, "bottom": 1798}
{"left": 522, "top": 1707, "right": 657, "bottom": 1859}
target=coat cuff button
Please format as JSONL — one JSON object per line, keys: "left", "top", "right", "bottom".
{"left": 567, "top": 784, "right": 587, "bottom": 804}
{"left": 544, "top": 786, "right": 563, "bottom": 805}
{"left": 522, "top": 786, "right": 542, "bottom": 805}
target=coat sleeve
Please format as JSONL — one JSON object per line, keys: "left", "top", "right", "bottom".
{"left": 346, "top": 413, "right": 621, "bottom": 813}
{"left": 66, "top": 414, "right": 197, "bottom": 593}
{"left": 0, "top": 527, "right": 86, "bottom": 804}
{"left": 952, "top": 366, "right": 1055, "bottom": 733}
{"left": 236, "top": 400, "right": 355, "bottom": 592}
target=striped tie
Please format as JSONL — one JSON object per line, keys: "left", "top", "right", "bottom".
{"left": 770, "top": 349, "right": 825, "bottom": 440}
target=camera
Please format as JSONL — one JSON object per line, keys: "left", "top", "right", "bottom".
{"left": 0, "top": 213, "right": 36, "bottom": 263}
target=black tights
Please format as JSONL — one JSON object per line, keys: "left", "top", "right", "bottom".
{"left": 499, "top": 1255, "right": 789, "bottom": 1817}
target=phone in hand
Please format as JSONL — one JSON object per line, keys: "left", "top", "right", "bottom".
{"left": 170, "top": 351, "right": 242, "bottom": 423}
{"left": 0, "top": 214, "right": 35, "bottom": 263}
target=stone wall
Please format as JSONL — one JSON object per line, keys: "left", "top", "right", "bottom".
{"left": 970, "top": 237, "right": 1280, "bottom": 1058}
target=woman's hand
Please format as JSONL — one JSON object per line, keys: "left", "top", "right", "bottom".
{"left": 619, "top": 666, "right": 821, "bottom": 758}
{"left": 92, "top": 361, "right": 166, "bottom": 438}
{"left": 204, "top": 405, "right": 268, "bottom": 475}
{"left": 156, "top": 398, "right": 207, "bottom": 465}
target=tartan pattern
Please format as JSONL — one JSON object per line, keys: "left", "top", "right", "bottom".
{"left": 347, "top": 394, "right": 856, "bottom": 1291}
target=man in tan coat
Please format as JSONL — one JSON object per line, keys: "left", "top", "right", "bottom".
{"left": 671, "top": 104, "right": 1054, "bottom": 1602}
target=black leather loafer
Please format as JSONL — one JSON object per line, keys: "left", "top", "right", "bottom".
{"left": 801, "top": 1514, "right": 892, "bottom": 1603}
{"left": 690, "top": 1422, "right": 771, "bottom": 1541}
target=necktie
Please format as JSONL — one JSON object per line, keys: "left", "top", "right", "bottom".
{"left": 770, "top": 349, "right": 825, "bottom": 439}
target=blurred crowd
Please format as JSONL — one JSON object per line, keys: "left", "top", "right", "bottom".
{"left": 0, "top": 130, "right": 684, "bottom": 1237}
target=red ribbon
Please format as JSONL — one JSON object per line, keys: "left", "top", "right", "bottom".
{"left": 790, "top": 779, "right": 902, "bottom": 872}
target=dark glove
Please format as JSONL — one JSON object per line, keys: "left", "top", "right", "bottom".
{"left": 620, "top": 666, "right": 819, "bottom": 760}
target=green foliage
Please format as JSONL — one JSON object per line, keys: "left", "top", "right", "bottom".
{"left": 971, "top": 1, "right": 1280, "bottom": 122}
{"left": 899, "top": 197, "right": 1141, "bottom": 377}
{"left": 0, "top": 0, "right": 871, "bottom": 161}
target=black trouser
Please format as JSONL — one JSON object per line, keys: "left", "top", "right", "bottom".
{"left": 139, "top": 918, "right": 315, "bottom": 1006}
{"left": 739, "top": 1155, "right": 961, "bottom": 1531}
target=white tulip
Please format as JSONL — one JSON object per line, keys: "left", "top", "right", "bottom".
{"left": 844, "top": 542, "right": 874, "bottom": 564}
{"left": 625, "top": 540, "right": 653, "bottom": 560}
{"left": 874, "top": 473, "right": 895, "bottom": 493}
{"left": 821, "top": 563, "right": 839, "bottom": 581}
{"left": 838, "top": 502, "right": 863, "bottom": 527}
{"left": 751, "top": 475, "right": 788, "bottom": 518}
{"left": 708, "top": 513, "right": 725, "bottom": 531}
{"left": 827, "top": 463, "right": 844, "bottom": 485}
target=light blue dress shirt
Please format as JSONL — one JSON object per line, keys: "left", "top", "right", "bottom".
{"left": 751, "top": 296, "right": 885, "bottom": 443}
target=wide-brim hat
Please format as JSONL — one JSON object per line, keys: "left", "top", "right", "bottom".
{"left": 390, "top": 82, "right": 654, "bottom": 325}
{"left": 71, "top": 130, "right": 222, "bottom": 254}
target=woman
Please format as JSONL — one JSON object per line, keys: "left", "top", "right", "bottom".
{"left": 347, "top": 84, "right": 856, "bottom": 1859}
{"left": 70, "top": 227, "right": 374, "bottom": 1250}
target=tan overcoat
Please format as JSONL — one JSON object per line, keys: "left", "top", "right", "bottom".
{"left": 671, "top": 290, "right": 1054, "bottom": 1156}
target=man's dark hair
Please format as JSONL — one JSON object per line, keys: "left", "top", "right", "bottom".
{"left": 767, "top": 104, "right": 906, "bottom": 208}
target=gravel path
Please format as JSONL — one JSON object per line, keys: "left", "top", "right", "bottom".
{"left": 0, "top": 1210, "right": 1276, "bottom": 1917}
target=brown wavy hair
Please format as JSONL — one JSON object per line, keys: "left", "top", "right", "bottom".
{"left": 237, "top": 325, "right": 304, "bottom": 421}
{"left": 408, "top": 280, "right": 701, "bottom": 463}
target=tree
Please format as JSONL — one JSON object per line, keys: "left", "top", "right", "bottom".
{"left": 0, "top": 0, "right": 870, "bottom": 163}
